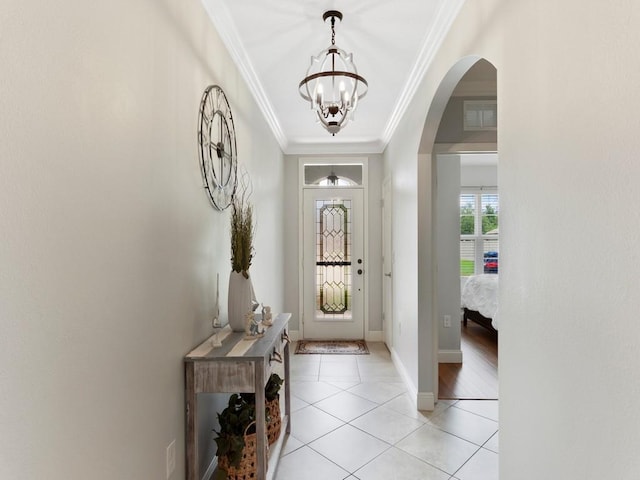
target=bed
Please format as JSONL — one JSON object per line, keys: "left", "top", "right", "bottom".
{"left": 461, "top": 274, "right": 499, "bottom": 332}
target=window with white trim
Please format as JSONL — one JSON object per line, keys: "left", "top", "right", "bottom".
{"left": 460, "top": 190, "right": 499, "bottom": 275}
{"left": 463, "top": 100, "right": 497, "bottom": 131}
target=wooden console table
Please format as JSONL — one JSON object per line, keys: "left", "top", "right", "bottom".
{"left": 184, "top": 313, "right": 291, "bottom": 480}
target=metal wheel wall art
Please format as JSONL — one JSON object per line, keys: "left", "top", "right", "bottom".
{"left": 198, "top": 85, "right": 238, "bottom": 211}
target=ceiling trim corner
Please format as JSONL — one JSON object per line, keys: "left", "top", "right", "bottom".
{"left": 380, "top": 0, "right": 467, "bottom": 149}
{"left": 201, "top": 0, "right": 288, "bottom": 152}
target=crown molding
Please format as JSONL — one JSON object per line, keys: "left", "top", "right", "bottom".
{"left": 201, "top": 0, "right": 288, "bottom": 151}
{"left": 380, "top": 0, "right": 466, "bottom": 149}
{"left": 202, "top": 0, "right": 467, "bottom": 156}
{"left": 284, "top": 138, "right": 385, "bottom": 156}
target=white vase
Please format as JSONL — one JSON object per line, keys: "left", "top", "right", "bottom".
{"left": 228, "top": 271, "right": 256, "bottom": 332}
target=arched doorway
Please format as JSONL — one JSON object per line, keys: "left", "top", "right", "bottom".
{"left": 416, "top": 56, "right": 498, "bottom": 408}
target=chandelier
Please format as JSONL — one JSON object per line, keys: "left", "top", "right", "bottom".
{"left": 298, "top": 10, "right": 368, "bottom": 136}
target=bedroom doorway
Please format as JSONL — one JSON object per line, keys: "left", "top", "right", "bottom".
{"left": 430, "top": 59, "right": 499, "bottom": 400}
{"left": 439, "top": 322, "right": 497, "bottom": 399}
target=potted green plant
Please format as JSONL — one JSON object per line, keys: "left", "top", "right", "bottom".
{"left": 265, "top": 373, "right": 283, "bottom": 445}
{"left": 265, "top": 373, "right": 283, "bottom": 402}
{"left": 214, "top": 375, "right": 283, "bottom": 478}
{"left": 214, "top": 394, "right": 257, "bottom": 479}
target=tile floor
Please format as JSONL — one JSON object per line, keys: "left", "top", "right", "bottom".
{"left": 275, "top": 342, "right": 498, "bottom": 480}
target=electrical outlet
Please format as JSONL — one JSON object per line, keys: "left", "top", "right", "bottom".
{"left": 444, "top": 315, "right": 451, "bottom": 328}
{"left": 166, "top": 440, "right": 176, "bottom": 479}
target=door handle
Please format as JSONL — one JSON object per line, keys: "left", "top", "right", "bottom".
{"left": 357, "top": 269, "right": 363, "bottom": 275}
{"left": 384, "top": 272, "right": 392, "bottom": 277}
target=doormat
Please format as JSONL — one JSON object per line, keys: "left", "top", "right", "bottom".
{"left": 295, "top": 340, "right": 369, "bottom": 355}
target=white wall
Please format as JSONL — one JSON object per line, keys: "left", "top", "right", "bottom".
{"left": 461, "top": 164, "right": 497, "bottom": 188}
{"left": 386, "top": 0, "right": 640, "bottom": 477}
{"left": 0, "top": 1, "right": 283, "bottom": 478}
{"left": 436, "top": 156, "right": 461, "bottom": 357}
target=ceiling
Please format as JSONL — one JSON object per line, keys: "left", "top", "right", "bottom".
{"left": 201, "top": 0, "right": 466, "bottom": 155}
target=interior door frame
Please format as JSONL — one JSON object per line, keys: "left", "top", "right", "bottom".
{"left": 298, "top": 157, "right": 369, "bottom": 340}
{"left": 382, "top": 176, "right": 393, "bottom": 349}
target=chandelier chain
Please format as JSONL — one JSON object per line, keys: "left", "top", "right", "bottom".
{"left": 331, "top": 16, "right": 336, "bottom": 45}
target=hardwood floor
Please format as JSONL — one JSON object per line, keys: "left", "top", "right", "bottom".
{"left": 438, "top": 319, "right": 498, "bottom": 400}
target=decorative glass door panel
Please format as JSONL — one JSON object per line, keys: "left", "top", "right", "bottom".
{"left": 303, "top": 189, "right": 364, "bottom": 339}
{"left": 316, "top": 201, "right": 351, "bottom": 318}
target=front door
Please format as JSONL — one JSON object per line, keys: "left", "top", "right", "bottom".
{"left": 302, "top": 188, "right": 364, "bottom": 339}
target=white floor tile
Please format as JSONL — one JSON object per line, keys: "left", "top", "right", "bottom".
{"left": 291, "top": 375, "right": 320, "bottom": 382}
{"left": 454, "top": 448, "right": 499, "bottom": 480}
{"left": 291, "top": 352, "right": 321, "bottom": 364}
{"left": 350, "top": 406, "right": 424, "bottom": 444}
{"left": 274, "top": 446, "right": 348, "bottom": 480}
{"left": 321, "top": 354, "right": 360, "bottom": 364}
{"left": 320, "top": 361, "right": 360, "bottom": 377}
{"left": 396, "top": 424, "right": 479, "bottom": 475}
{"left": 290, "top": 405, "right": 343, "bottom": 444}
{"left": 365, "top": 342, "right": 391, "bottom": 357}
{"left": 280, "top": 434, "right": 304, "bottom": 456}
{"left": 324, "top": 380, "right": 361, "bottom": 390}
{"left": 314, "top": 390, "right": 378, "bottom": 422}
{"left": 348, "top": 382, "right": 405, "bottom": 404}
{"left": 354, "top": 447, "right": 451, "bottom": 480}
{"left": 453, "top": 400, "right": 499, "bottom": 422}
{"left": 358, "top": 362, "right": 401, "bottom": 379}
{"left": 376, "top": 395, "right": 456, "bottom": 424}
{"left": 429, "top": 405, "right": 498, "bottom": 446}
{"left": 309, "top": 424, "right": 390, "bottom": 473}
{"left": 291, "top": 380, "right": 341, "bottom": 404}
{"left": 483, "top": 431, "right": 499, "bottom": 453}
{"left": 289, "top": 394, "right": 309, "bottom": 413}
{"left": 319, "top": 375, "right": 362, "bottom": 384}
{"left": 290, "top": 361, "right": 320, "bottom": 378}
{"left": 280, "top": 343, "right": 499, "bottom": 479}
{"left": 355, "top": 355, "right": 390, "bottom": 364}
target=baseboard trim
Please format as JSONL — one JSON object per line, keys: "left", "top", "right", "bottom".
{"left": 417, "top": 392, "right": 436, "bottom": 411}
{"left": 366, "top": 330, "right": 383, "bottom": 342}
{"left": 389, "top": 348, "right": 437, "bottom": 411}
{"left": 438, "top": 349, "right": 463, "bottom": 363}
{"left": 390, "top": 347, "right": 418, "bottom": 408}
{"left": 202, "top": 456, "right": 217, "bottom": 480}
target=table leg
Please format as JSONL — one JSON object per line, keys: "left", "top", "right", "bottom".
{"left": 284, "top": 339, "right": 291, "bottom": 434}
{"left": 185, "top": 364, "right": 198, "bottom": 480}
{"left": 255, "top": 363, "right": 266, "bottom": 480}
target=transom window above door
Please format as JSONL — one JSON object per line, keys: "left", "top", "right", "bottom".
{"left": 304, "top": 164, "right": 362, "bottom": 186}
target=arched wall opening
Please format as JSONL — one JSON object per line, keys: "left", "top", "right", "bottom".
{"left": 416, "top": 55, "right": 497, "bottom": 408}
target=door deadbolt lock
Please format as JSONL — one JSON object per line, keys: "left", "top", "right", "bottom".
{"left": 357, "top": 269, "right": 363, "bottom": 275}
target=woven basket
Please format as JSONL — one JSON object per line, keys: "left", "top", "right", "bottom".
{"left": 266, "top": 398, "right": 281, "bottom": 445}
{"left": 218, "top": 423, "right": 260, "bottom": 480}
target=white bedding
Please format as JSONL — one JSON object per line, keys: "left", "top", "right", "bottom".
{"left": 461, "top": 274, "right": 499, "bottom": 330}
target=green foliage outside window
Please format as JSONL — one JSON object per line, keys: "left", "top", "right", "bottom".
{"left": 460, "top": 203, "right": 475, "bottom": 234}
{"left": 482, "top": 204, "right": 499, "bottom": 234}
